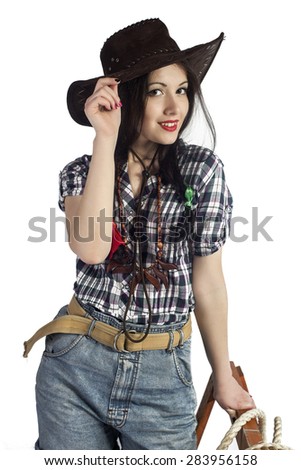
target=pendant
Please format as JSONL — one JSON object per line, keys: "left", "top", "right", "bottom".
{"left": 107, "top": 244, "right": 177, "bottom": 292}
{"left": 129, "top": 258, "right": 178, "bottom": 293}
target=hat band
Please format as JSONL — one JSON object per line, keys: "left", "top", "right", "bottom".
{"left": 106, "top": 47, "right": 179, "bottom": 74}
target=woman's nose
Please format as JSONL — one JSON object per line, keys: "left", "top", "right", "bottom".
{"left": 163, "top": 95, "right": 179, "bottom": 115}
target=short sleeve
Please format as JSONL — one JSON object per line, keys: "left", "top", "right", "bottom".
{"left": 58, "top": 155, "right": 91, "bottom": 212}
{"left": 191, "top": 161, "right": 233, "bottom": 256}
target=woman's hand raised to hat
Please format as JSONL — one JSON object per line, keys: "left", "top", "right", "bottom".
{"left": 84, "top": 77, "right": 122, "bottom": 136}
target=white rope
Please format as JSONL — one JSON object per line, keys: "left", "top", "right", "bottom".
{"left": 217, "top": 408, "right": 292, "bottom": 450}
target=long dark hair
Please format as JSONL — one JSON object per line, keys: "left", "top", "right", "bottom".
{"left": 115, "top": 62, "right": 216, "bottom": 197}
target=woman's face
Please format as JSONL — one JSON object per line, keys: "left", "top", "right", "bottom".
{"left": 134, "top": 64, "right": 189, "bottom": 151}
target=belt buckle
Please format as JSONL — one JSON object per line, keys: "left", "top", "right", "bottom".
{"left": 113, "top": 330, "right": 128, "bottom": 353}
{"left": 113, "top": 329, "right": 141, "bottom": 352}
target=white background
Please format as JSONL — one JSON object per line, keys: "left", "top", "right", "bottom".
{"left": 0, "top": 0, "right": 300, "bottom": 460}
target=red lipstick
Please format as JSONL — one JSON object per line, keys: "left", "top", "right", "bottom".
{"left": 159, "top": 120, "right": 179, "bottom": 132}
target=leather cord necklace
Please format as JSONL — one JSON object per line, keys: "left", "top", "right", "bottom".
{"left": 107, "top": 147, "right": 178, "bottom": 342}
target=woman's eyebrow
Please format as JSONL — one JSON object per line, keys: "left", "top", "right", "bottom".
{"left": 147, "top": 80, "right": 189, "bottom": 87}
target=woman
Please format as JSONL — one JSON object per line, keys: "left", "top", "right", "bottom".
{"left": 25, "top": 18, "right": 255, "bottom": 450}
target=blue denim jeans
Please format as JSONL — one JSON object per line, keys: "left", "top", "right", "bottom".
{"left": 35, "top": 304, "right": 197, "bottom": 450}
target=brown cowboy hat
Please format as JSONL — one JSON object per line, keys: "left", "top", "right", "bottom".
{"left": 67, "top": 18, "right": 224, "bottom": 126}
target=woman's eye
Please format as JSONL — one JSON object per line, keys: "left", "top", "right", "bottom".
{"left": 177, "top": 87, "right": 188, "bottom": 95}
{"left": 147, "top": 89, "right": 163, "bottom": 97}
{"left": 146, "top": 87, "right": 188, "bottom": 97}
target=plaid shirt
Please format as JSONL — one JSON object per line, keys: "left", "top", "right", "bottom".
{"left": 59, "top": 140, "right": 233, "bottom": 325}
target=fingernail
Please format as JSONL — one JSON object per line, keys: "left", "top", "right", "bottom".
{"left": 118, "top": 101, "right": 123, "bottom": 107}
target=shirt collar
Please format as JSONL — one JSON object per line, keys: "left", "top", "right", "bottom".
{"left": 119, "top": 162, "right": 158, "bottom": 212}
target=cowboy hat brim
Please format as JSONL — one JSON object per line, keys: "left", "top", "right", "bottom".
{"left": 67, "top": 33, "right": 224, "bottom": 126}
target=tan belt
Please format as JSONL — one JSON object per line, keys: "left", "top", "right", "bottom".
{"left": 23, "top": 295, "right": 191, "bottom": 357}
